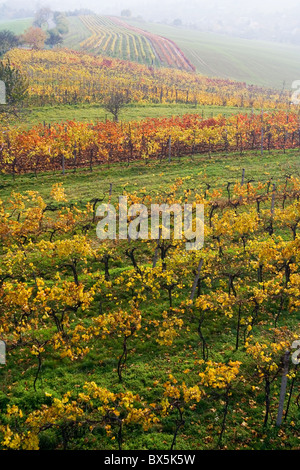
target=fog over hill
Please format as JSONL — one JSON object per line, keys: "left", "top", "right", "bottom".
{"left": 1, "top": 0, "right": 300, "bottom": 44}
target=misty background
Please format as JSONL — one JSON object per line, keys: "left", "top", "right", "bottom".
{"left": 1, "top": 0, "right": 300, "bottom": 44}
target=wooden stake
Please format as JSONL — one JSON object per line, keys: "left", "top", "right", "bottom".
{"left": 190, "top": 259, "right": 204, "bottom": 302}
{"left": 276, "top": 350, "right": 290, "bottom": 426}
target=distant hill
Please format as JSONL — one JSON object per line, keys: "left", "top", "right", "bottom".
{"left": 125, "top": 18, "right": 300, "bottom": 90}
{"left": 63, "top": 14, "right": 195, "bottom": 72}
{"left": 3, "top": 13, "right": 300, "bottom": 93}
{"left": 0, "top": 17, "right": 33, "bottom": 35}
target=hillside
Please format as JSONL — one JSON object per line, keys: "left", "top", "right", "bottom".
{"left": 63, "top": 14, "right": 195, "bottom": 71}
{"left": 4, "top": 48, "right": 292, "bottom": 115}
{"left": 0, "top": 17, "right": 33, "bottom": 34}
{"left": 2, "top": 14, "right": 300, "bottom": 91}
{"left": 125, "top": 18, "right": 300, "bottom": 90}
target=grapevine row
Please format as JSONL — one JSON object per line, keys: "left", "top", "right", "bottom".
{"left": 1, "top": 112, "right": 300, "bottom": 174}
{"left": 5, "top": 48, "right": 292, "bottom": 109}
{"left": 79, "top": 15, "right": 159, "bottom": 67}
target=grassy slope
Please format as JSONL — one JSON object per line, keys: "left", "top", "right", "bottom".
{"left": 19, "top": 103, "right": 254, "bottom": 128}
{"left": 126, "top": 19, "right": 300, "bottom": 90}
{"left": 1, "top": 148, "right": 299, "bottom": 207}
{"left": 0, "top": 17, "right": 33, "bottom": 34}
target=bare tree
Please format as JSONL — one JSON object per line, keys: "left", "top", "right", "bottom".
{"left": 102, "top": 90, "right": 131, "bottom": 122}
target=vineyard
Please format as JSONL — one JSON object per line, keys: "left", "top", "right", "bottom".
{"left": 0, "top": 14, "right": 300, "bottom": 453}
{"left": 77, "top": 15, "right": 195, "bottom": 71}
{"left": 0, "top": 149, "right": 299, "bottom": 450}
{"left": 4, "top": 48, "right": 292, "bottom": 109}
{"left": 0, "top": 111, "right": 300, "bottom": 174}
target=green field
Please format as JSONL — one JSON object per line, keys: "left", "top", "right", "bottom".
{"left": 61, "top": 14, "right": 300, "bottom": 90}
{"left": 18, "top": 103, "right": 256, "bottom": 128}
{"left": 126, "top": 19, "right": 300, "bottom": 90}
{"left": 0, "top": 17, "right": 33, "bottom": 34}
{"left": 1, "top": 148, "right": 299, "bottom": 205}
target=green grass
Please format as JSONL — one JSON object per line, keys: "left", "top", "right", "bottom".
{"left": 126, "top": 18, "right": 300, "bottom": 90}
{"left": 0, "top": 17, "right": 33, "bottom": 35}
{"left": 17, "top": 103, "right": 260, "bottom": 128}
{"left": 1, "top": 148, "right": 299, "bottom": 204}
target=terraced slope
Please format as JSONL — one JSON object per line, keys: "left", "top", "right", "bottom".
{"left": 77, "top": 14, "right": 195, "bottom": 72}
